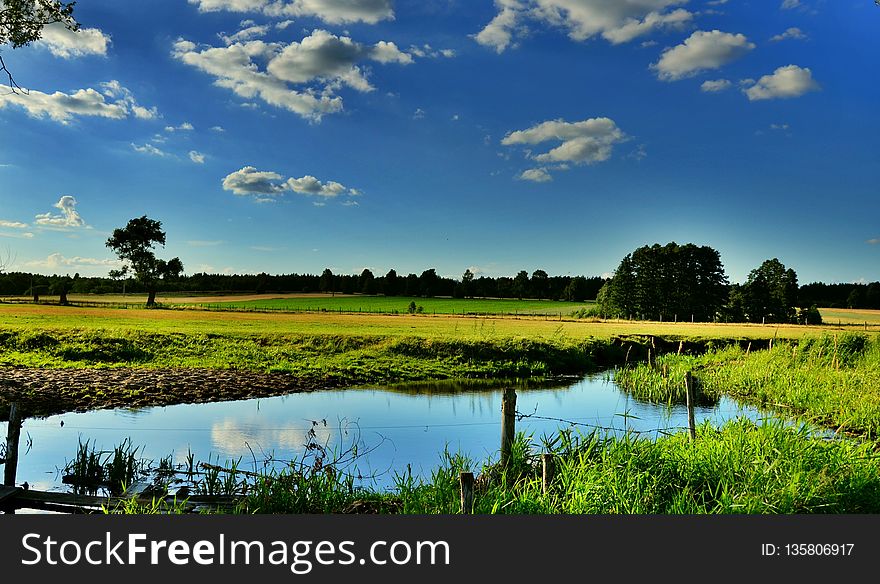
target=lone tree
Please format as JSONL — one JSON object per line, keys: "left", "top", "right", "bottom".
{"left": 106, "top": 216, "right": 183, "bottom": 306}
{"left": 0, "top": 1, "right": 79, "bottom": 89}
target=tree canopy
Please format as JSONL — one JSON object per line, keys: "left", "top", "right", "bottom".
{"left": 105, "top": 216, "right": 183, "bottom": 306}
{"left": 599, "top": 242, "right": 729, "bottom": 321}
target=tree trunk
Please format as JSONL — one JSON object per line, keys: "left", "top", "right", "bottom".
{"left": 147, "top": 290, "right": 156, "bottom": 306}
{"left": 59, "top": 290, "right": 68, "bottom": 305}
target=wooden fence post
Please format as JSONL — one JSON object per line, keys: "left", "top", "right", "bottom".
{"left": 542, "top": 454, "right": 554, "bottom": 495}
{"left": 4, "top": 402, "right": 22, "bottom": 486}
{"left": 684, "top": 373, "right": 696, "bottom": 442}
{"left": 459, "top": 472, "right": 474, "bottom": 514}
{"left": 500, "top": 388, "right": 517, "bottom": 468}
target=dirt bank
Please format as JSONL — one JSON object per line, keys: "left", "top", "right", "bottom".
{"left": 0, "top": 367, "right": 333, "bottom": 419}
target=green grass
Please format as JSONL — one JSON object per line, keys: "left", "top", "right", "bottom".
{"left": 109, "top": 419, "right": 880, "bottom": 514}
{"left": 615, "top": 333, "right": 880, "bottom": 439}
{"left": 183, "top": 295, "right": 595, "bottom": 316}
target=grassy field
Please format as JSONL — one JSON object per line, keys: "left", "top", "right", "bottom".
{"left": 819, "top": 307, "right": 880, "bottom": 325}
{"left": 616, "top": 333, "right": 880, "bottom": 439}
{"left": 184, "top": 295, "right": 595, "bottom": 316}
{"left": 0, "top": 302, "right": 864, "bottom": 341}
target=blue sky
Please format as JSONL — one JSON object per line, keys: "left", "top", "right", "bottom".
{"left": 0, "top": 0, "right": 877, "bottom": 285}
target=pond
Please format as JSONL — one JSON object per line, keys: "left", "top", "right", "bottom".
{"left": 2, "top": 372, "right": 771, "bottom": 494}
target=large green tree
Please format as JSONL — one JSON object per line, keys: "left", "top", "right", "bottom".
{"left": 105, "top": 216, "right": 183, "bottom": 306}
{"left": 599, "top": 242, "right": 728, "bottom": 321}
{"left": 0, "top": 1, "right": 78, "bottom": 88}
{"left": 739, "top": 258, "right": 799, "bottom": 323}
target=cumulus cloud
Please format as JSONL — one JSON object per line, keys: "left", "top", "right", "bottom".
{"left": 25, "top": 253, "right": 123, "bottom": 272}
{"left": 743, "top": 65, "right": 820, "bottom": 101}
{"left": 222, "top": 166, "right": 360, "bottom": 201}
{"left": 286, "top": 175, "right": 348, "bottom": 196}
{"left": 770, "top": 27, "right": 807, "bottom": 42}
{"left": 165, "top": 122, "right": 195, "bottom": 132}
{"left": 653, "top": 30, "right": 755, "bottom": 81}
{"left": 100, "top": 80, "right": 159, "bottom": 119}
{"left": 0, "top": 220, "right": 29, "bottom": 229}
{"left": 220, "top": 23, "right": 270, "bottom": 45}
{"left": 189, "top": 151, "right": 207, "bottom": 164}
{"left": 700, "top": 78, "right": 732, "bottom": 92}
{"left": 173, "top": 30, "right": 410, "bottom": 121}
{"left": 518, "top": 168, "right": 552, "bottom": 182}
{"left": 34, "top": 196, "right": 87, "bottom": 228}
{"left": 37, "top": 22, "right": 111, "bottom": 58}
{"left": 222, "top": 166, "right": 287, "bottom": 195}
{"left": 475, "top": 0, "right": 692, "bottom": 53}
{"left": 131, "top": 143, "right": 169, "bottom": 157}
{"left": 189, "top": 0, "right": 394, "bottom": 24}
{"left": 503, "top": 117, "right": 626, "bottom": 165}
{"left": 0, "top": 80, "right": 157, "bottom": 124}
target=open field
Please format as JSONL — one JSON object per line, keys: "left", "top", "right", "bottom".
{"left": 2, "top": 293, "right": 596, "bottom": 315}
{"left": 819, "top": 307, "right": 880, "bottom": 325}
{"left": 0, "top": 302, "right": 870, "bottom": 340}
{"left": 184, "top": 295, "right": 596, "bottom": 316}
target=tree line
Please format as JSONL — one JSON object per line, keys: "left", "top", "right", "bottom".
{"left": 596, "top": 242, "right": 835, "bottom": 324}
{"left": 0, "top": 268, "right": 606, "bottom": 303}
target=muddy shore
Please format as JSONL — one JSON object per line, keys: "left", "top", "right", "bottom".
{"left": 0, "top": 367, "right": 333, "bottom": 419}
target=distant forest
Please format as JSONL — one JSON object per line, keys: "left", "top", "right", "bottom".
{"left": 0, "top": 269, "right": 606, "bottom": 303}
{"left": 0, "top": 266, "right": 877, "bottom": 311}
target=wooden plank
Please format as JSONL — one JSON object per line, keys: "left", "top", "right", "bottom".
{"left": 0, "top": 486, "right": 23, "bottom": 503}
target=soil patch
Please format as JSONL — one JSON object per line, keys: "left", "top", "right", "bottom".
{"left": 0, "top": 367, "right": 334, "bottom": 419}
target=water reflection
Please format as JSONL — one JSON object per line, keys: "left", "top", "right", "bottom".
{"left": 4, "top": 373, "right": 769, "bottom": 491}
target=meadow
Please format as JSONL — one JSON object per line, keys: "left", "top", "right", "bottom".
{"left": 4, "top": 300, "right": 880, "bottom": 515}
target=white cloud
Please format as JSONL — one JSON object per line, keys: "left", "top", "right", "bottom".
{"left": 700, "top": 78, "right": 732, "bottom": 92}
{"left": 780, "top": 0, "right": 801, "bottom": 9}
{"left": 518, "top": 168, "right": 552, "bottom": 182}
{"left": 189, "top": 150, "right": 207, "bottom": 164}
{"left": 100, "top": 80, "right": 159, "bottom": 119}
{"left": 412, "top": 107, "right": 425, "bottom": 119}
{"left": 222, "top": 166, "right": 287, "bottom": 195}
{"left": 211, "top": 125, "right": 226, "bottom": 132}
{"left": 770, "top": 27, "right": 807, "bottom": 42}
{"left": 0, "top": 220, "right": 29, "bottom": 229}
{"left": 743, "top": 65, "right": 820, "bottom": 101}
{"left": 131, "top": 143, "right": 169, "bottom": 157}
{"left": 25, "top": 253, "right": 123, "bottom": 273}
{"left": 220, "top": 24, "right": 270, "bottom": 45}
{"left": 866, "top": 238, "right": 880, "bottom": 245}
{"left": 0, "top": 81, "right": 157, "bottom": 124}
{"left": 474, "top": 0, "right": 523, "bottom": 54}
{"left": 407, "top": 44, "right": 457, "bottom": 59}
{"left": 189, "top": 0, "right": 394, "bottom": 24}
{"left": 371, "top": 41, "right": 413, "bottom": 65}
{"left": 173, "top": 30, "right": 410, "bottom": 121}
{"left": 502, "top": 117, "right": 626, "bottom": 165}
{"left": 222, "top": 166, "right": 360, "bottom": 201}
{"left": 475, "top": 0, "right": 693, "bottom": 53}
{"left": 286, "top": 175, "right": 347, "bottom": 197}
{"left": 37, "top": 22, "right": 110, "bottom": 58}
{"left": 165, "top": 122, "right": 195, "bottom": 132}
{"left": 652, "top": 30, "right": 755, "bottom": 81}
{"left": 34, "top": 196, "right": 87, "bottom": 228}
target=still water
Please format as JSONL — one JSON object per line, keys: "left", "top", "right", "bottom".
{"left": 4, "top": 373, "right": 767, "bottom": 492}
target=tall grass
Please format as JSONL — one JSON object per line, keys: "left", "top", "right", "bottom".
{"left": 106, "top": 419, "right": 880, "bottom": 514}
{"left": 615, "top": 333, "right": 880, "bottom": 438}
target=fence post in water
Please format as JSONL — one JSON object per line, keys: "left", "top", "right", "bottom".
{"left": 500, "top": 388, "right": 517, "bottom": 468}
{"left": 4, "top": 402, "right": 22, "bottom": 486}
{"left": 542, "top": 453, "right": 554, "bottom": 495}
{"left": 684, "top": 372, "right": 696, "bottom": 443}
{"left": 459, "top": 472, "right": 474, "bottom": 514}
